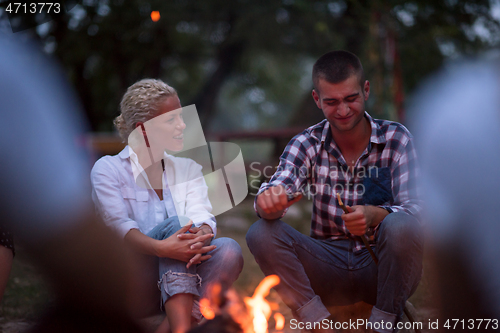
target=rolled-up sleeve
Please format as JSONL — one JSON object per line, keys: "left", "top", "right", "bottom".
{"left": 183, "top": 160, "right": 217, "bottom": 237}
{"left": 254, "top": 135, "right": 312, "bottom": 218}
{"left": 91, "top": 158, "right": 140, "bottom": 238}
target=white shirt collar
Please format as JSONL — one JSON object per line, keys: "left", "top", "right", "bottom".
{"left": 126, "top": 146, "right": 172, "bottom": 190}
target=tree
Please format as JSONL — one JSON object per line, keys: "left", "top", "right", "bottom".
{"left": 2, "top": 0, "right": 498, "bottom": 132}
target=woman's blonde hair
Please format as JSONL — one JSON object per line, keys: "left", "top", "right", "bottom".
{"left": 114, "top": 78, "right": 177, "bottom": 142}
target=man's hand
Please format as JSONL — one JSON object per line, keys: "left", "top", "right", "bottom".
{"left": 341, "top": 205, "right": 389, "bottom": 236}
{"left": 256, "top": 185, "right": 302, "bottom": 220}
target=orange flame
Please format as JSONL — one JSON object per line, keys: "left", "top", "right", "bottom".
{"left": 226, "top": 289, "right": 254, "bottom": 333}
{"left": 274, "top": 313, "right": 285, "bottom": 331}
{"left": 151, "top": 11, "right": 160, "bottom": 22}
{"left": 198, "top": 275, "right": 284, "bottom": 333}
{"left": 244, "top": 275, "right": 281, "bottom": 333}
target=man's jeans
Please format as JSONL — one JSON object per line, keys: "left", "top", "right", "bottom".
{"left": 246, "top": 212, "right": 423, "bottom": 333}
{"left": 145, "top": 216, "right": 243, "bottom": 319}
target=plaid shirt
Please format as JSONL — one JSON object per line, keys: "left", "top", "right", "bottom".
{"left": 256, "top": 112, "right": 422, "bottom": 252}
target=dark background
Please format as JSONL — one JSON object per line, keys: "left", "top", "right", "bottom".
{"left": 2, "top": 0, "right": 499, "bottom": 137}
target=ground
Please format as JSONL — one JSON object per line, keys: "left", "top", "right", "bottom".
{"left": 0, "top": 197, "right": 438, "bottom": 333}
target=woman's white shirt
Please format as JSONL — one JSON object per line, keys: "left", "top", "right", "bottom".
{"left": 91, "top": 146, "right": 216, "bottom": 238}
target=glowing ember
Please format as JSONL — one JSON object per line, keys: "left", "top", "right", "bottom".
{"left": 150, "top": 11, "right": 160, "bottom": 22}
{"left": 274, "top": 313, "right": 285, "bottom": 331}
{"left": 200, "top": 298, "right": 215, "bottom": 320}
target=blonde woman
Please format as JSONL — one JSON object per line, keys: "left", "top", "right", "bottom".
{"left": 91, "top": 79, "right": 243, "bottom": 333}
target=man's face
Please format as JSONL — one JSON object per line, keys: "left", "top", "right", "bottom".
{"left": 312, "top": 75, "right": 370, "bottom": 133}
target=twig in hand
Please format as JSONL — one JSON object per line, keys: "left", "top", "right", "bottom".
{"left": 336, "top": 193, "right": 350, "bottom": 215}
{"left": 336, "top": 193, "right": 420, "bottom": 332}
{"left": 336, "top": 193, "right": 378, "bottom": 265}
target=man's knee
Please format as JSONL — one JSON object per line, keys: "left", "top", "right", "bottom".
{"left": 246, "top": 218, "right": 282, "bottom": 255}
{"left": 378, "top": 212, "right": 423, "bottom": 253}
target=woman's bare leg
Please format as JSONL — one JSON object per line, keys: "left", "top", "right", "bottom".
{"left": 164, "top": 293, "right": 193, "bottom": 333}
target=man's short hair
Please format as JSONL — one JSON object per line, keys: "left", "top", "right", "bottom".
{"left": 312, "top": 50, "right": 365, "bottom": 92}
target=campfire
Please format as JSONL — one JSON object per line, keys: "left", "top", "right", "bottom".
{"left": 198, "top": 275, "right": 285, "bottom": 333}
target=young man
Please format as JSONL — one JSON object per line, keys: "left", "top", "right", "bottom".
{"left": 246, "top": 51, "right": 423, "bottom": 333}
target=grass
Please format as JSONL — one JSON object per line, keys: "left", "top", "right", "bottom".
{"left": 0, "top": 247, "right": 53, "bottom": 332}
{"left": 0, "top": 197, "right": 438, "bottom": 332}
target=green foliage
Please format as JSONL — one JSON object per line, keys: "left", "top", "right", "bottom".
{"left": 5, "top": 0, "right": 498, "bottom": 131}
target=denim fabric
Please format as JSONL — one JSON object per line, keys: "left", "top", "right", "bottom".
{"left": 147, "top": 216, "right": 243, "bottom": 317}
{"left": 362, "top": 167, "right": 393, "bottom": 206}
{"left": 246, "top": 212, "right": 423, "bottom": 332}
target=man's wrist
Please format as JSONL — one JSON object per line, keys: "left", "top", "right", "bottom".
{"left": 366, "top": 205, "right": 390, "bottom": 228}
{"left": 380, "top": 206, "right": 393, "bottom": 214}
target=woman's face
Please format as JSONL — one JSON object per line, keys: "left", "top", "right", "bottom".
{"left": 141, "top": 95, "right": 186, "bottom": 156}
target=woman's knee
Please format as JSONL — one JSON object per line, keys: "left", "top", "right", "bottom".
{"left": 215, "top": 238, "right": 243, "bottom": 264}
{"left": 147, "top": 216, "right": 182, "bottom": 240}
{"left": 210, "top": 237, "right": 244, "bottom": 279}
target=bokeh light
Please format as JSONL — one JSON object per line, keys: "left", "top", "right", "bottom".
{"left": 151, "top": 11, "right": 160, "bottom": 22}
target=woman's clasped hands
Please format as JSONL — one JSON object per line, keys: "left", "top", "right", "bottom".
{"left": 153, "top": 221, "right": 216, "bottom": 268}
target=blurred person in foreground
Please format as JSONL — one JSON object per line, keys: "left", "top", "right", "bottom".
{"left": 246, "top": 50, "right": 424, "bottom": 333}
{"left": 414, "top": 60, "right": 500, "bottom": 331}
{"left": 0, "top": 36, "right": 143, "bottom": 332}
{"left": 90, "top": 79, "right": 243, "bottom": 333}
{"left": 0, "top": 223, "right": 14, "bottom": 302}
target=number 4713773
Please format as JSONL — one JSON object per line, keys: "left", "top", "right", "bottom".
{"left": 443, "top": 319, "right": 498, "bottom": 330}
{"left": 5, "top": 3, "right": 61, "bottom": 14}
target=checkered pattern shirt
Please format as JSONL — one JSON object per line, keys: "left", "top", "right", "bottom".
{"left": 256, "top": 112, "right": 422, "bottom": 251}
